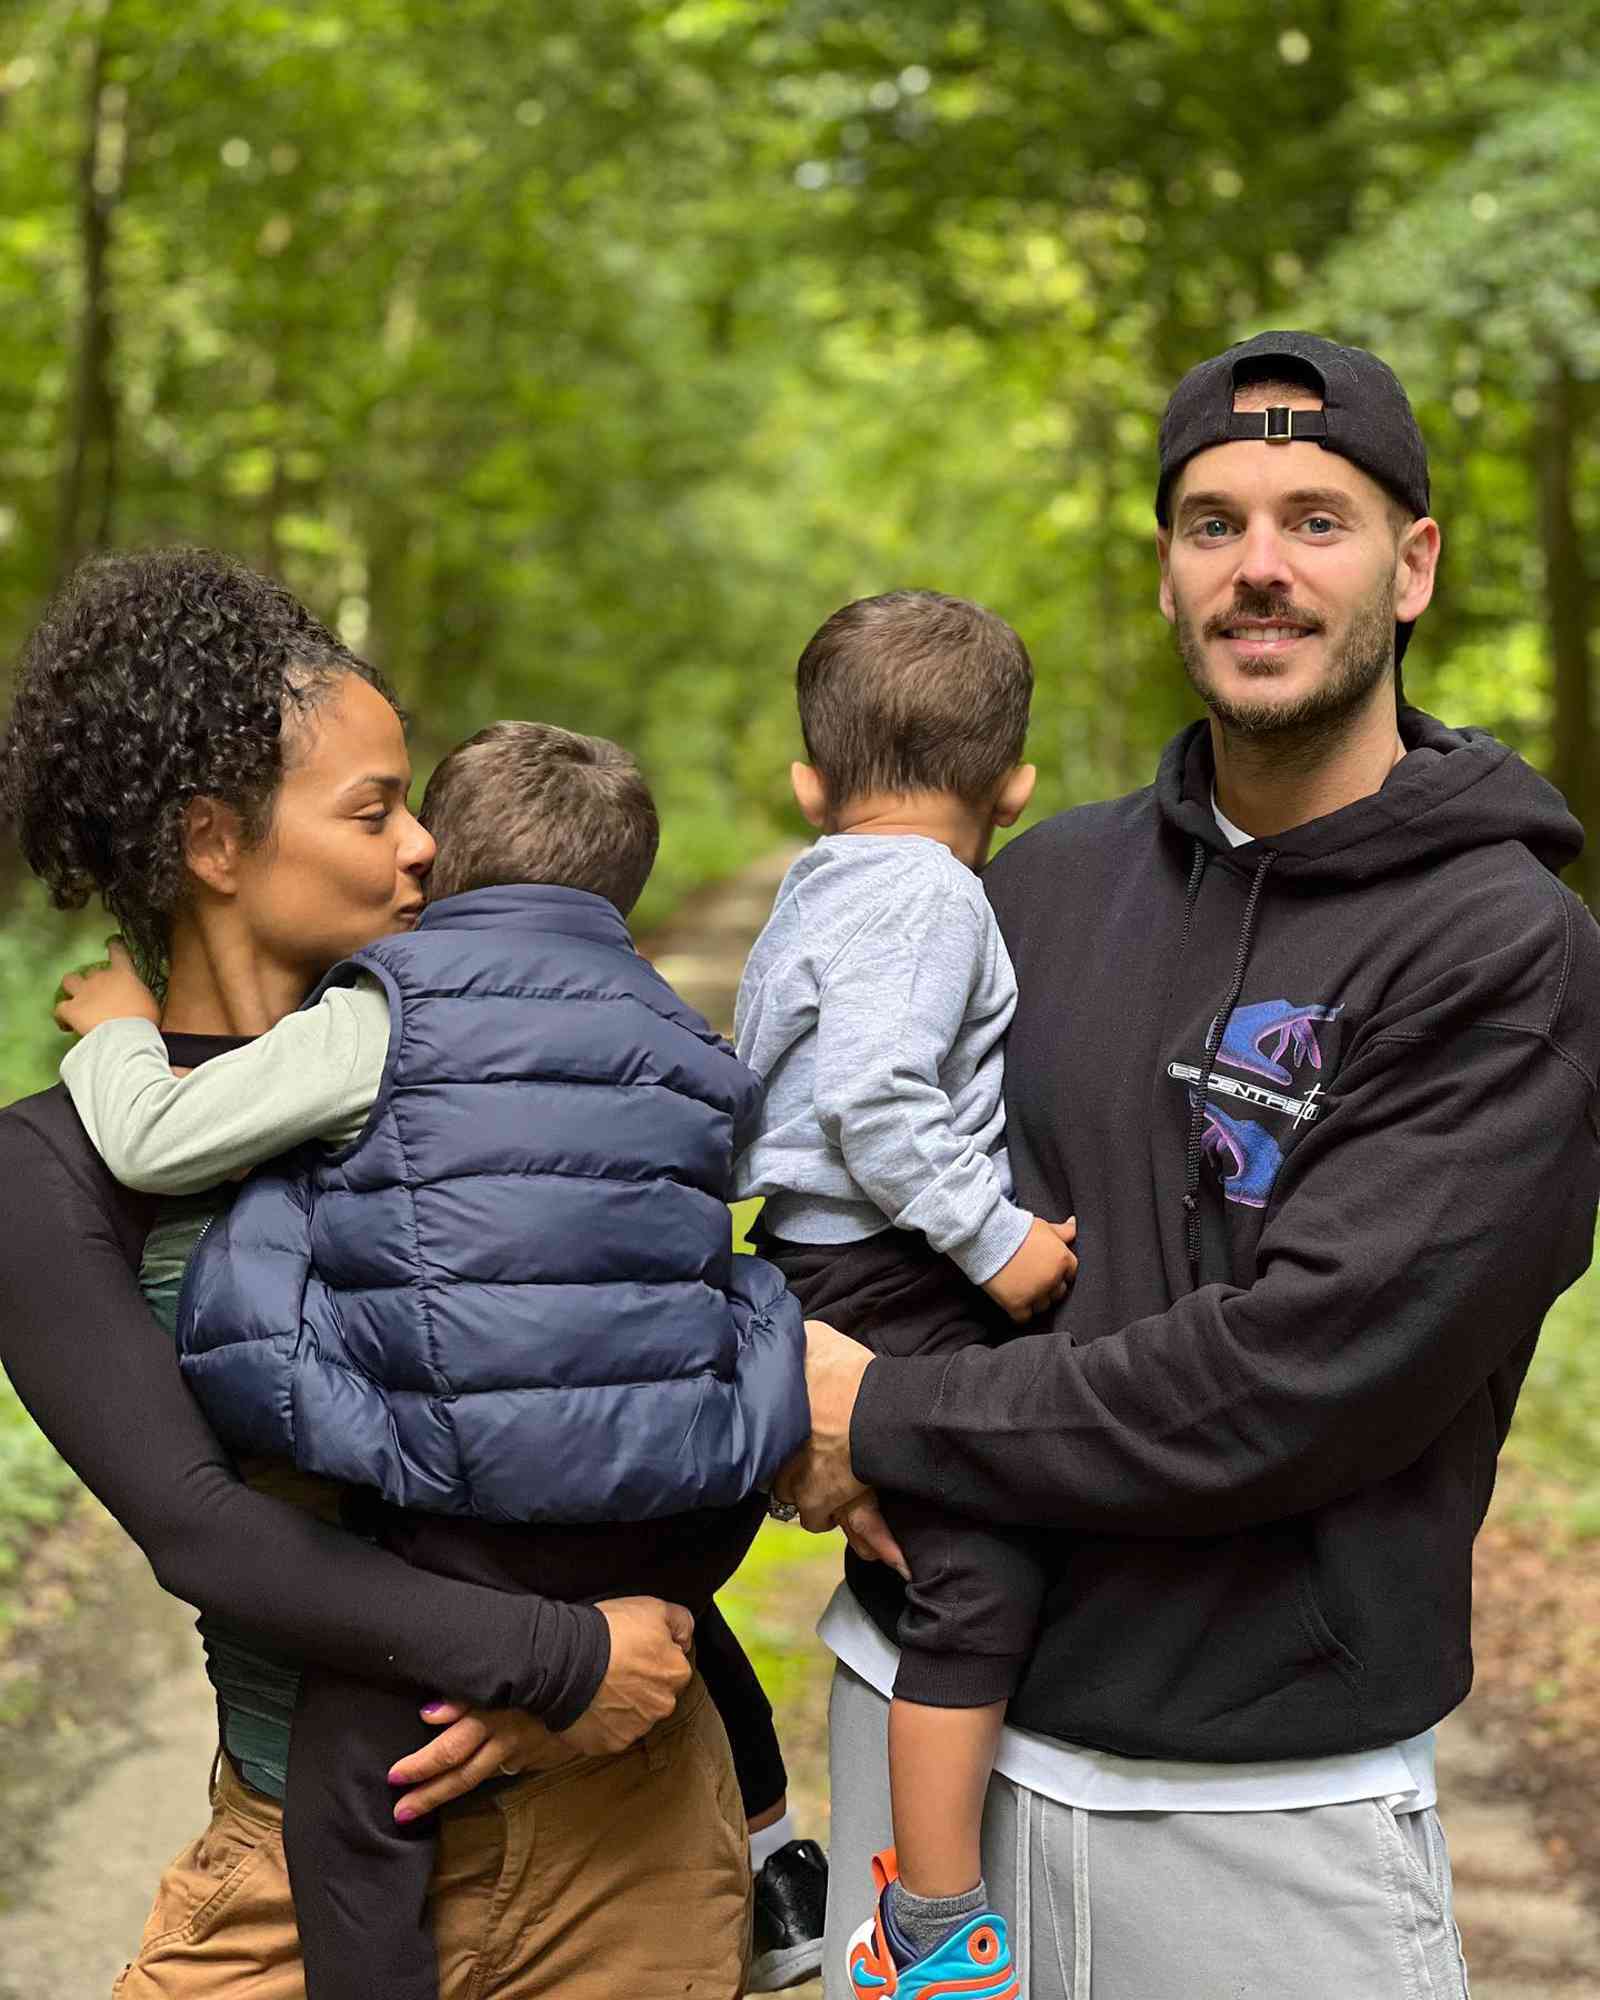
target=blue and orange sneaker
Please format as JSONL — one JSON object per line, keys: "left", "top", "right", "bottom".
{"left": 845, "top": 1848, "right": 1020, "bottom": 1999}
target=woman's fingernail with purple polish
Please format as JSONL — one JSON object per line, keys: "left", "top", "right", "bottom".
{"left": 394, "top": 1806, "right": 416, "bottom": 1823}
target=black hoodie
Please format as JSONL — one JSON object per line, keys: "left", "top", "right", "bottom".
{"left": 849, "top": 709, "right": 1600, "bottom": 1761}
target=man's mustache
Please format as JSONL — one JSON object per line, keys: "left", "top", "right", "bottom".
{"left": 1202, "top": 594, "right": 1325, "bottom": 640}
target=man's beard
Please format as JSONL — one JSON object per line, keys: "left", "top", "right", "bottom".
{"left": 1174, "top": 582, "right": 1396, "bottom": 744}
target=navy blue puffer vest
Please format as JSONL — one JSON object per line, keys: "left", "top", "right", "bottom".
{"left": 177, "top": 884, "right": 808, "bottom": 1523}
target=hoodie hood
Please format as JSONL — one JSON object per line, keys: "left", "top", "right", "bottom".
{"left": 1156, "top": 707, "right": 1584, "bottom": 885}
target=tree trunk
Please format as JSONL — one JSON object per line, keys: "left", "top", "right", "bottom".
{"left": 57, "top": 13, "right": 124, "bottom": 578}
{"left": 1537, "top": 360, "right": 1596, "bottom": 911}
{"left": 364, "top": 499, "right": 418, "bottom": 691}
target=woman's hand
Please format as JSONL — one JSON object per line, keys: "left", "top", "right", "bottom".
{"left": 54, "top": 937, "right": 159, "bottom": 1037}
{"left": 388, "top": 1701, "right": 577, "bottom": 1821}
{"left": 558, "top": 1596, "right": 695, "bottom": 1756}
{"left": 387, "top": 1594, "right": 695, "bottom": 1818}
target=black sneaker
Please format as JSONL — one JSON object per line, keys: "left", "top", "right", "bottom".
{"left": 748, "top": 1837, "right": 828, "bottom": 1991}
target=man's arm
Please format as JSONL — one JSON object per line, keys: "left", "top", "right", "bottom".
{"left": 839, "top": 1021, "right": 1598, "bottom": 1536}
{"left": 60, "top": 979, "right": 390, "bottom": 1194}
{"left": 813, "top": 883, "right": 1033, "bottom": 1287}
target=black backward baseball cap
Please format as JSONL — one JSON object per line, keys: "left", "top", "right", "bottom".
{"left": 1156, "top": 331, "right": 1431, "bottom": 665}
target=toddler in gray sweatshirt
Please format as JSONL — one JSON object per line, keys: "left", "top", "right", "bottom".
{"left": 736, "top": 830, "right": 1034, "bottom": 1300}
{"left": 734, "top": 590, "right": 1075, "bottom": 1993}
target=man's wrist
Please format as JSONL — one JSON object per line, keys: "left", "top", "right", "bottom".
{"left": 844, "top": 1348, "right": 875, "bottom": 1483}
{"left": 849, "top": 1350, "right": 950, "bottom": 1497}
{"left": 847, "top": 1349, "right": 883, "bottom": 1485}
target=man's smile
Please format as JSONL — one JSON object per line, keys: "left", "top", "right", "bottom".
{"left": 1204, "top": 610, "right": 1324, "bottom": 662}
{"left": 1220, "top": 621, "right": 1314, "bottom": 645}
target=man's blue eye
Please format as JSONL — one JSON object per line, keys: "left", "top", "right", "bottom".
{"left": 1304, "top": 516, "right": 1336, "bottom": 534}
{"left": 1199, "top": 519, "right": 1230, "bottom": 537}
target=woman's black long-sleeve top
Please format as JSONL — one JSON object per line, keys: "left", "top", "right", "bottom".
{"left": 0, "top": 1035, "right": 608, "bottom": 1727}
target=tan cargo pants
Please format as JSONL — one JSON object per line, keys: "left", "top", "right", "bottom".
{"left": 113, "top": 1672, "right": 750, "bottom": 1999}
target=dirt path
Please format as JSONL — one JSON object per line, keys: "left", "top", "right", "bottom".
{"left": 1, "top": 847, "right": 1596, "bottom": 1996}
{"left": 0, "top": 1503, "right": 217, "bottom": 1997}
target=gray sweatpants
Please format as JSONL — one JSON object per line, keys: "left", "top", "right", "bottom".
{"left": 823, "top": 1663, "right": 1470, "bottom": 1999}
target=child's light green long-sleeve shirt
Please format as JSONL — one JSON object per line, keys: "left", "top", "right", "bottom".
{"left": 61, "top": 977, "right": 392, "bottom": 1195}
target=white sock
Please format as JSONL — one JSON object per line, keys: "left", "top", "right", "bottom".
{"left": 749, "top": 1811, "right": 797, "bottom": 1871}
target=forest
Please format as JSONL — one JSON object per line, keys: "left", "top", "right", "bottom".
{"left": 2, "top": 4, "right": 1595, "bottom": 939}
{"left": 0, "top": 0, "right": 1597, "bottom": 1568}
{"left": 1, "top": 19, "right": 1600, "bottom": 1982}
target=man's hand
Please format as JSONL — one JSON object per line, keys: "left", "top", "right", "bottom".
{"left": 54, "top": 938, "right": 159, "bottom": 1038}
{"left": 774, "top": 1318, "right": 875, "bottom": 1532}
{"left": 834, "top": 1491, "right": 910, "bottom": 1579}
{"left": 981, "top": 1215, "right": 1077, "bottom": 1325}
{"left": 556, "top": 1595, "right": 695, "bottom": 1757}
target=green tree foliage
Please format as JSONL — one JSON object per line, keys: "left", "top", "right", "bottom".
{"left": 1317, "top": 76, "right": 1600, "bottom": 886}
{"left": 0, "top": 0, "right": 1594, "bottom": 958}
{"left": 0, "top": 1, "right": 1596, "bottom": 1541}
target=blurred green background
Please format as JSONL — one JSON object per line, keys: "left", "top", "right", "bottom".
{"left": 0, "top": 1, "right": 1596, "bottom": 1559}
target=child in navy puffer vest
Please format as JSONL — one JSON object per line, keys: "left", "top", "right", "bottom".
{"left": 61, "top": 721, "right": 812, "bottom": 2000}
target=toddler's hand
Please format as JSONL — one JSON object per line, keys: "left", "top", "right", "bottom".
{"left": 982, "top": 1215, "right": 1078, "bottom": 1324}
{"left": 54, "top": 938, "right": 159, "bottom": 1038}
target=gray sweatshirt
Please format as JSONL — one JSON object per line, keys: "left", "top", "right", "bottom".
{"left": 733, "top": 834, "right": 1031, "bottom": 1286}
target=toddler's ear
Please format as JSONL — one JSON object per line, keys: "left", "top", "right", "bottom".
{"left": 992, "top": 764, "right": 1037, "bottom": 828}
{"left": 790, "top": 762, "right": 829, "bottom": 829}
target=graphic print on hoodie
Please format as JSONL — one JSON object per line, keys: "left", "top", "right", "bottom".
{"left": 1175, "top": 997, "right": 1346, "bottom": 1209}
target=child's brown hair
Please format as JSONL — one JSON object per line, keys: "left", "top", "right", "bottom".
{"left": 796, "top": 590, "right": 1032, "bottom": 810}
{"left": 420, "top": 721, "right": 658, "bottom": 916}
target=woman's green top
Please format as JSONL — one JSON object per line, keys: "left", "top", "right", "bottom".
{"left": 142, "top": 1194, "right": 346, "bottom": 1800}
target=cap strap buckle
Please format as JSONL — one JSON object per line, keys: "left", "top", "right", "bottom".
{"left": 1231, "top": 406, "right": 1329, "bottom": 446}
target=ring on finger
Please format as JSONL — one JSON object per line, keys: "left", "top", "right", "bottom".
{"left": 497, "top": 1760, "right": 521, "bottom": 1778}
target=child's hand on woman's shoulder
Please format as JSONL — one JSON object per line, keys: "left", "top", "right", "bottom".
{"left": 54, "top": 937, "right": 160, "bottom": 1038}
{"left": 982, "top": 1214, "right": 1078, "bottom": 1324}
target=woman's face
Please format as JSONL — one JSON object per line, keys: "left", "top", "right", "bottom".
{"left": 229, "top": 671, "right": 435, "bottom": 990}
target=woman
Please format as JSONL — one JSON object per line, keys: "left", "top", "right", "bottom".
{"left": 0, "top": 548, "right": 750, "bottom": 1996}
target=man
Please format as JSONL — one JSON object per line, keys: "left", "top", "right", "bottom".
{"left": 785, "top": 331, "right": 1600, "bottom": 1998}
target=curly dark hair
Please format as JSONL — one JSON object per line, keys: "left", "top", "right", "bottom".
{"left": 1, "top": 548, "right": 395, "bottom": 981}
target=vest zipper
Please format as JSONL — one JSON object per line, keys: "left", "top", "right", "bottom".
{"left": 172, "top": 1210, "right": 217, "bottom": 1343}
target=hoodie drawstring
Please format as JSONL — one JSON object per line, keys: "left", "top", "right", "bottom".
{"left": 1177, "top": 840, "right": 1208, "bottom": 957}
{"left": 1181, "top": 843, "right": 1277, "bottom": 1285}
